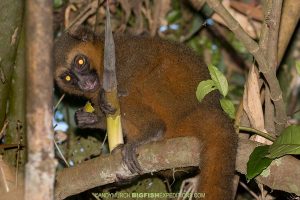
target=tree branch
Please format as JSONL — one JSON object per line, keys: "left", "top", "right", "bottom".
{"left": 205, "top": 0, "right": 287, "bottom": 134}
{"left": 55, "top": 137, "right": 300, "bottom": 199}
{"left": 264, "top": 0, "right": 286, "bottom": 133}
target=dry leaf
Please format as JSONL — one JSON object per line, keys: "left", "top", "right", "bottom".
{"left": 230, "top": 0, "right": 263, "bottom": 21}
{"left": 212, "top": 0, "right": 261, "bottom": 38}
{"left": 250, "top": 135, "right": 273, "bottom": 145}
{"left": 243, "top": 65, "right": 264, "bottom": 131}
{"left": 244, "top": 66, "right": 272, "bottom": 144}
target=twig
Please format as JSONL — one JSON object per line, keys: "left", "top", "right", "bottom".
{"left": 54, "top": 139, "right": 70, "bottom": 168}
{"left": 65, "top": 1, "right": 98, "bottom": 31}
{"left": 93, "top": 0, "right": 105, "bottom": 34}
{"left": 239, "top": 126, "right": 276, "bottom": 141}
{"left": 0, "top": 120, "right": 9, "bottom": 139}
{"left": 64, "top": 4, "right": 77, "bottom": 28}
{"left": 99, "top": 132, "right": 108, "bottom": 155}
{"left": 54, "top": 93, "right": 65, "bottom": 110}
{"left": 239, "top": 181, "right": 259, "bottom": 200}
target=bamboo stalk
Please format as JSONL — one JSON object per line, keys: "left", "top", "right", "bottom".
{"left": 103, "top": 2, "right": 124, "bottom": 151}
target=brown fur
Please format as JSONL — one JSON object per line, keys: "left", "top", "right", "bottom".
{"left": 54, "top": 29, "right": 238, "bottom": 200}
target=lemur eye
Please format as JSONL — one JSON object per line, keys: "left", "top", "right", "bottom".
{"left": 77, "top": 58, "right": 84, "bottom": 66}
{"left": 74, "top": 55, "right": 88, "bottom": 71}
{"left": 60, "top": 72, "right": 76, "bottom": 85}
{"left": 65, "top": 75, "right": 71, "bottom": 81}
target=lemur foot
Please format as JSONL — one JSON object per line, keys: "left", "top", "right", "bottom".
{"left": 122, "top": 142, "right": 143, "bottom": 175}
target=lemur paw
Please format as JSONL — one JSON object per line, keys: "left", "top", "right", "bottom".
{"left": 75, "top": 108, "right": 99, "bottom": 128}
{"left": 100, "top": 89, "right": 117, "bottom": 115}
{"left": 100, "top": 102, "right": 117, "bottom": 115}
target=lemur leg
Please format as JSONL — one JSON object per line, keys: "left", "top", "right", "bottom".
{"left": 122, "top": 119, "right": 165, "bottom": 174}
{"left": 120, "top": 98, "right": 166, "bottom": 175}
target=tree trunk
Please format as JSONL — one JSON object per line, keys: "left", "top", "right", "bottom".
{"left": 25, "top": 1, "right": 57, "bottom": 200}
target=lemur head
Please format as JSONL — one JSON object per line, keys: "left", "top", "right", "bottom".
{"left": 54, "top": 28, "right": 104, "bottom": 99}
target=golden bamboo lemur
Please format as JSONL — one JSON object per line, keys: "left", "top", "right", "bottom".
{"left": 54, "top": 28, "right": 238, "bottom": 200}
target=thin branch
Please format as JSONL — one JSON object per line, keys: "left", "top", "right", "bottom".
{"left": 258, "top": 0, "right": 271, "bottom": 53}
{"left": 264, "top": 0, "right": 286, "bottom": 133}
{"left": 54, "top": 139, "right": 70, "bottom": 168}
{"left": 65, "top": 1, "right": 98, "bottom": 31}
{"left": 239, "top": 126, "right": 275, "bottom": 141}
{"left": 256, "top": 0, "right": 286, "bottom": 134}
{"left": 239, "top": 181, "right": 259, "bottom": 200}
{"left": 54, "top": 93, "right": 65, "bottom": 110}
{"left": 0, "top": 120, "right": 9, "bottom": 139}
{"left": 266, "top": 1, "right": 282, "bottom": 68}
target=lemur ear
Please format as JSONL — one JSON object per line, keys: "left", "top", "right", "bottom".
{"left": 68, "top": 26, "right": 95, "bottom": 42}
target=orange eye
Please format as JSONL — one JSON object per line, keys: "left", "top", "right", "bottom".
{"left": 65, "top": 75, "right": 71, "bottom": 81}
{"left": 78, "top": 58, "right": 84, "bottom": 65}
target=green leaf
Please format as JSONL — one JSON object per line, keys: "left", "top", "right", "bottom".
{"left": 54, "top": 0, "right": 64, "bottom": 8}
{"left": 182, "top": 16, "right": 203, "bottom": 41}
{"left": 219, "top": 98, "right": 236, "bottom": 119}
{"left": 196, "top": 80, "right": 217, "bottom": 102}
{"left": 246, "top": 145, "right": 273, "bottom": 180}
{"left": 296, "top": 61, "right": 300, "bottom": 75}
{"left": 166, "top": 10, "right": 181, "bottom": 24}
{"left": 208, "top": 64, "right": 228, "bottom": 97}
{"left": 268, "top": 125, "right": 300, "bottom": 158}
